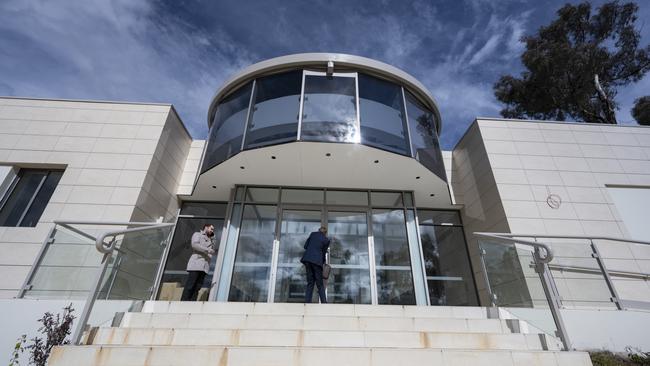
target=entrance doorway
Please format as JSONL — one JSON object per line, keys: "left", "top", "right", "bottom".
{"left": 218, "top": 186, "right": 426, "bottom": 305}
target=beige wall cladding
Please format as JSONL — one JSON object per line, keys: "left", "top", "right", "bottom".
{"left": 453, "top": 117, "right": 650, "bottom": 308}
{"left": 177, "top": 140, "right": 205, "bottom": 196}
{"left": 132, "top": 110, "right": 192, "bottom": 222}
{"left": 0, "top": 97, "right": 190, "bottom": 298}
{"left": 450, "top": 123, "right": 511, "bottom": 305}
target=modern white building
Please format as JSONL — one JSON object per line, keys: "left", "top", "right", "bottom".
{"left": 1, "top": 53, "right": 649, "bottom": 365}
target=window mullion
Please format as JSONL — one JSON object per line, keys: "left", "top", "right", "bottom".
{"left": 16, "top": 172, "right": 48, "bottom": 226}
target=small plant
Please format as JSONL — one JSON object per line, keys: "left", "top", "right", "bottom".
{"left": 9, "top": 304, "right": 75, "bottom": 366}
{"left": 590, "top": 348, "right": 650, "bottom": 366}
{"left": 627, "top": 347, "right": 650, "bottom": 366}
{"left": 8, "top": 334, "right": 26, "bottom": 366}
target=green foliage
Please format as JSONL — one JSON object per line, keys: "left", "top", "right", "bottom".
{"left": 7, "top": 304, "right": 75, "bottom": 366}
{"left": 494, "top": 1, "right": 650, "bottom": 124}
{"left": 632, "top": 96, "right": 650, "bottom": 125}
{"left": 590, "top": 349, "right": 650, "bottom": 366}
{"left": 8, "top": 334, "right": 26, "bottom": 366}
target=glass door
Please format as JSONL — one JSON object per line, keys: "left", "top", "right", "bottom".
{"left": 273, "top": 209, "right": 323, "bottom": 303}
{"left": 326, "top": 210, "right": 372, "bottom": 304}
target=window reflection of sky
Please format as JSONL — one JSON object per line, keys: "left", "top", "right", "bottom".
{"left": 204, "top": 70, "right": 443, "bottom": 179}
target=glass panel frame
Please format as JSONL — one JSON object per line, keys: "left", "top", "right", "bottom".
{"left": 358, "top": 73, "right": 411, "bottom": 155}
{"left": 202, "top": 82, "right": 253, "bottom": 173}
{"left": 298, "top": 71, "right": 360, "bottom": 144}
{"left": 243, "top": 70, "right": 302, "bottom": 149}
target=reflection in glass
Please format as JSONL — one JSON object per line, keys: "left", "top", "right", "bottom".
{"left": 281, "top": 189, "right": 324, "bottom": 204}
{"left": 245, "top": 187, "right": 279, "bottom": 203}
{"left": 371, "top": 192, "right": 403, "bottom": 207}
{"left": 372, "top": 209, "right": 415, "bottom": 305}
{"left": 229, "top": 205, "right": 277, "bottom": 302}
{"left": 404, "top": 90, "right": 446, "bottom": 180}
{"left": 19, "top": 170, "right": 63, "bottom": 227}
{"left": 327, "top": 211, "right": 371, "bottom": 304}
{"left": 157, "top": 218, "right": 224, "bottom": 301}
{"left": 301, "top": 75, "right": 358, "bottom": 143}
{"left": 244, "top": 71, "right": 301, "bottom": 149}
{"left": 274, "top": 210, "right": 322, "bottom": 303}
{"left": 359, "top": 74, "right": 410, "bottom": 155}
{"left": 420, "top": 224, "right": 478, "bottom": 306}
{"left": 179, "top": 202, "right": 228, "bottom": 217}
{"left": 326, "top": 190, "right": 368, "bottom": 206}
{"left": 202, "top": 82, "right": 252, "bottom": 173}
{"left": 417, "top": 210, "right": 461, "bottom": 225}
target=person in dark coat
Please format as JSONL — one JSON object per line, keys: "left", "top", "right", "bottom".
{"left": 301, "top": 226, "right": 330, "bottom": 303}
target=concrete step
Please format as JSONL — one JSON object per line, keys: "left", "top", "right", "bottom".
{"left": 88, "top": 327, "right": 559, "bottom": 351}
{"left": 48, "top": 345, "right": 593, "bottom": 366}
{"left": 141, "top": 301, "right": 503, "bottom": 319}
{"left": 121, "top": 312, "right": 528, "bottom": 334}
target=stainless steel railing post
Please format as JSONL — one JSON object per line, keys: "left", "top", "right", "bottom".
{"left": 590, "top": 239, "right": 624, "bottom": 310}
{"left": 534, "top": 247, "right": 572, "bottom": 351}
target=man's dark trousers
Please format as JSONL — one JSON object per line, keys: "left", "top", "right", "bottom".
{"left": 304, "top": 262, "right": 327, "bottom": 303}
{"left": 181, "top": 270, "right": 206, "bottom": 301}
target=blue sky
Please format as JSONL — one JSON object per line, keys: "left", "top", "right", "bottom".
{"left": 1, "top": 0, "right": 648, "bottom": 149}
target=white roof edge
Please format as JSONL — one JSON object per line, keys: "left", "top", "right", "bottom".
{"left": 207, "top": 53, "right": 442, "bottom": 134}
{"left": 0, "top": 95, "right": 173, "bottom": 107}
{"left": 476, "top": 116, "right": 648, "bottom": 128}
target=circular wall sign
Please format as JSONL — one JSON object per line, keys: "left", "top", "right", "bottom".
{"left": 546, "top": 194, "right": 562, "bottom": 209}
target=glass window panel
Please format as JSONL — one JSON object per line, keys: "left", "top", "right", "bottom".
{"left": 404, "top": 90, "right": 446, "bottom": 180}
{"left": 327, "top": 211, "right": 371, "bottom": 304}
{"left": 417, "top": 210, "right": 461, "bottom": 225}
{"left": 358, "top": 74, "right": 410, "bottom": 155}
{"left": 157, "top": 218, "right": 224, "bottom": 300}
{"left": 281, "top": 189, "right": 324, "bottom": 204}
{"left": 326, "top": 190, "right": 368, "bottom": 206}
{"left": 228, "top": 205, "right": 277, "bottom": 302}
{"left": 235, "top": 187, "right": 245, "bottom": 201}
{"left": 420, "top": 225, "right": 478, "bottom": 306}
{"left": 403, "top": 192, "right": 414, "bottom": 207}
{"left": 180, "top": 202, "right": 228, "bottom": 217}
{"left": 20, "top": 170, "right": 63, "bottom": 227}
{"left": 245, "top": 187, "right": 278, "bottom": 203}
{"left": 216, "top": 204, "right": 242, "bottom": 301}
{"left": 372, "top": 209, "right": 415, "bottom": 305}
{"left": 301, "top": 75, "right": 358, "bottom": 143}
{"left": 370, "top": 191, "right": 403, "bottom": 207}
{"left": 274, "top": 210, "right": 322, "bottom": 303}
{"left": 0, "top": 170, "right": 47, "bottom": 227}
{"left": 244, "top": 71, "right": 301, "bottom": 149}
{"left": 202, "top": 82, "right": 253, "bottom": 173}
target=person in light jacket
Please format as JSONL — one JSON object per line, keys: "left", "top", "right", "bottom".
{"left": 181, "top": 224, "right": 215, "bottom": 301}
{"left": 301, "top": 226, "right": 330, "bottom": 303}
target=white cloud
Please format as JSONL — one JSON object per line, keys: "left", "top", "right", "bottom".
{"left": 468, "top": 34, "right": 502, "bottom": 65}
{"left": 0, "top": 0, "right": 255, "bottom": 137}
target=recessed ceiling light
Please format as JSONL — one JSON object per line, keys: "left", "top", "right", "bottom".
{"left": 374, "top": 160, "right": 379, "bottom": 163}
{"left": 326, "top": 153, "right": 331, "bottom": 157}
{"left": 240, "top": 166, "right": 245, "bottom": 170}
{"left": 271, "top": 156, "right": 276, "bottom": 160}
{"left": 416, "top": 176, "right": 420, "bottom": 180}
{"left": 211, "top": 185, "right": 217, "bottom": 189}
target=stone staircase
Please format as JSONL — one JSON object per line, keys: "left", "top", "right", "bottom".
{"left": 48, "top": 302, "right": 593, "bottom": 366}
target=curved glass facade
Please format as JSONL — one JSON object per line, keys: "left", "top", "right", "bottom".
{"left": 203, "top": 69, "right": 445, "bottom": 181}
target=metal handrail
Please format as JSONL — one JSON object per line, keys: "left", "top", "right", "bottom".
{"left": 64, "top": 221, "right": 175, "bottom": 345}
{"left": 545, "top": 263, "right": 650, "bottom": 280}
{"left": 476, "top": 231, "right": 650, "bottom": 352}
{"left": 478, "top": 232, "right": 650, "bottom": 246}
{"left": 474, "top": 232, "right": 555, "bottom": 262}
{"left": 475, "top": 232, "right": 571, "bottom": 351}
{"left": 95, "top": 224, "right": 175, "bottom": 254}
